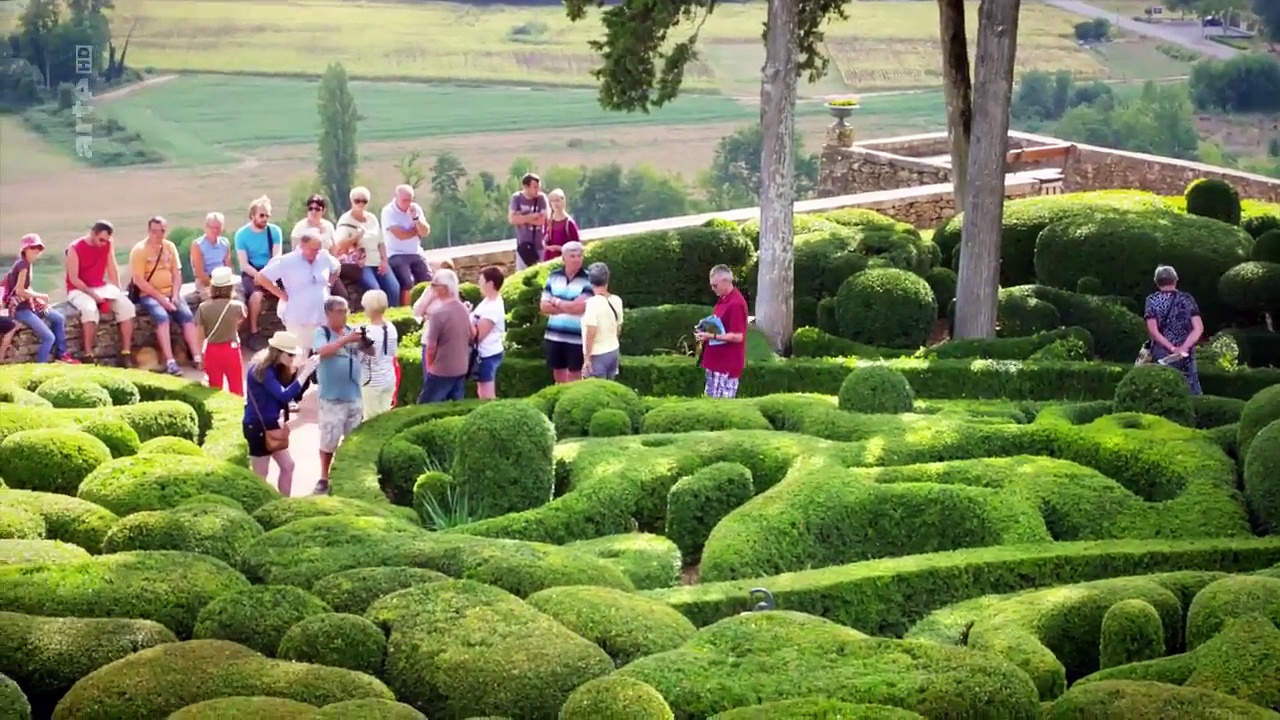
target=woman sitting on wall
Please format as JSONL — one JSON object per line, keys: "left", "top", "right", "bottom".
{"left": 3, "top": 234, "right": 79, "bottom": 364}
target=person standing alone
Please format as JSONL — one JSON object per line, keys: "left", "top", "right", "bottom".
{"left": 695, "top": 264, "right": 748, "bottom": 399}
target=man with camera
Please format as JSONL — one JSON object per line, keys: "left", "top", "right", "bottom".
{"left": 310, "top": 295, "right": 365, "bottom": 494}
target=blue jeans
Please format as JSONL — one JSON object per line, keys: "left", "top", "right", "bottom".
{"left": 361, "top": 267, "right": 401, "bottom": 305}
{"left": 418, "top": 373, "right": 465, "bottom": 403}
{"left": 136, "top": 296, "right": 195, "bottom": 326}
{"left": 14, "top": 307, "right": 67, "bottom": 362}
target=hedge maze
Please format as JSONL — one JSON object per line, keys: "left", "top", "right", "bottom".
{"left": 1, "top": 186, "right": 1280, "bottom": 718}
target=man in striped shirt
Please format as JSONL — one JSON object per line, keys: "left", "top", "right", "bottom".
{"left": 539, "top": 241, "right": 593, "bottom": 384}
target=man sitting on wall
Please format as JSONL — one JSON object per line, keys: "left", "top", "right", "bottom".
{"left": 64, "top": 220, "right": 136, "bottom": 366}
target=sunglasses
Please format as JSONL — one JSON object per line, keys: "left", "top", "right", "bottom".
{"left": 307, "top": 205, "right": 324, "bottom": 211}
{"left": 352, "top": 199, "right": 368, "bottom": 205}
{"left": 256, "top": 213, "right": 270, "bottom": 220}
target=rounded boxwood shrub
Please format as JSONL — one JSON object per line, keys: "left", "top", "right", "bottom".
{"left": 0, "top": 506, "right": 44, "bottom": 540}
{"left": 1184, "top": 574, "right": 1280, "bottom": 650}
{"left": 643, "top": 400, "right": 772, "bottom": 434}
{"left": 101, "top": 503, "right": 265, "bottom": 564}
{"left": 136, "top": 436, "right": 204, "bottom": 456}
{"left": 453, "top": 399, "right": 555, "bottom": 516}
{"left": 560, "top": 676, "right": 673, "bottom": 720}
{"left": 1244, "top": 419, "right": 1280, "bottom": 535}
{"left": 1113, "top": 365, "right": 1194, "bottom": 427}
{"left": 0, "top": 539, "right": 89, "bottom": 566}
{"left": 277, "top": 612, "right": 387, "bottom": 676}
{"left": 0, "top": 672, "right": 29, "bottom": 720}
{"left": 377, "top": 438, "right": 431, "bottom": 507}
{"left": 1239, "top": 385, "right": 1280, "bottom": 461}
{"left": 1076, "top": 276, "right": 1103, "bottom": 295}
{"left": 712, "top": 698, "right": 924, "bottom": 719}
{"left": 0, "top": 404, "right": 74, "bottom": 445}
{"left": 1099, "top": 599, "right": 1165, "bottom": 669}
{"left": 35, "top": 377, "right": 111, "bottom": 409}
{"left": 666, "top": 462, "right": 755, "bottom": 562}
{"left": 1185, "top": 177, "right": 1242, "bottom": 226}
{"left": 251, "top": 495, "right": 411, "bottom": 531}
{"left": 0, "top": 488, "right": 120, "bottom": 553}
{"left": 1255, "top": 228, "right": 1280, "bottom": 263}
{"left": 1044, "top": 679, "right": 1277, "bottom": 719}
{"left": 996, "top": 291, "right": 1062, "bottom": 338}
{"left": 412, "top": 470, "right": 453, "bottom": 523}
{"left": 75, "top": 418, "right": 140, "bottom": 458}
{"left": 1219, "top": 261, "right": 1280, "bottom": 316}
{"left": 0, "top": 384, "right": 51, "bottom": 408}
{"left": 527, "top": 585, "right": 697, "bottom": 666}
{"left": 395, "top": 414, "right": 466, "bottom": 470}
{"left": 192, "top": 585, "right": 332, "bottom": 656}
{"left": 567, "top": 533, "right": 683, "bottom": 590}
{"left": 923, "top": 267, "right": 956, "bottom": 319}
{"left": 77, "top": 454, "right": 280, "bottom": 516}
{"left": 0, "top": 428, "right": 112, "bottom": 495}
{"left": 589, "top": 407, "right": 633, "bottom": 437}
{"left": 838, "top": 365, "right": 915, "bottom": 414}
{"left": 51, "top": 639, "right": 394, "bottom": 720}
{"left": 833, "top": 268, "right": 936, "bottom": 349}
{"left": 180, "top": 493, "right": 245, "bottom": 511}
{"left": 310, "top": 566, "right": 451, "bottom": 614}
{"left": 75, "top": 373, "right": 139, "bottom": 406}
{"left": 105, "top": 400, "right": 200, "bottom": 443}
{"left": 313, "top": 699, "right": 426, "bottom": 719}
{"left": 552, "top": 379, "right": 644, "bottom": 438}
{"left": 168, "top": 696, "right": 318, "bottom": 719}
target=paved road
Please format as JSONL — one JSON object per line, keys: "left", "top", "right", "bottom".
{"left": 1044, "top": 0, "right": 1241, "bottom": 59}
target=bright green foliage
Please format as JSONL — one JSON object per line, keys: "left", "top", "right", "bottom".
{"left": 102, "top": 400, "right": 201, "bottom": 442}
{"left": 1240, "top": 386, "right": 1280, "bottom": 461}
{"left": 1113, "top": 365, "right": 1195, "bottom": 426}
{"left": 643, "top": 400, "right": 772, "bottom": 434}
{"left": 837, "top": 365, "right": 915, "bottom": 414}
{"left": 77, "top": 454, "right": 280, "bottom": 516}
{"left": 101, "top": 503, "right": 265, "bottom": 564}
{"left": 552, "top": 380, "right": 645, "bottom": 438}
{"left": 0, "top": 539, "right": 90, "bottom": 566}
{"left": 525, "top": 585, "right": 697, "bottom": 666}
{"left": 454, "top": 400, "right": 556, "bottom": 516}
{"left": 75, "top": 418, "right": 140, "bottom": 458}
{"left": 566, "top": 533, "right": 683, "bottom": 590}
{"left": 179, "top": 494, "right": 245, "bottom": 511}
{"left": 1219, "top": 261, "right": 1280, "bottom": 317}
{"left": 412, "top": 470, "right": 454, "bottom": 523}
{"left": 1044, "top": 679, "right": 1279, "bottom": 719}
{"left": 711, "top": 698, "right": 924, "bottom": 719}
{"left": 277, "top": 612, "right": 387, "bottom": 676}
{"left": 559, "top": 676, "right": 674, "bottom": 720}
{"left": 168, "top": 697, "right": 318, "bottom": 719}
{"left": 1185, "top": 575, "right": 1280, "bottom": 649}
{"left": 136, "top": 436, "right": 204, "bottom": 456}
{"left": 0, "top": 673, "right": 29, "bottom": 720}
{"left": 1185, "top": 178, "right": 1242, "bottom": 226}
{"left": 377, "top": 438, "right": 432, "bottom": 506}
{"left": 997, "top": 292, "right": 1062, "bottom": 337}
{"left": 1100, "top": 599, "right": 1165, "bottom": 669}
{"left": 35, "top": 377, "right": 112, "bottom": 409}
{"left": 833, "top": 268, "right": 937, "bottom": 349}
{"left": 0, "top": 429, "right": 112, "bottom": 495}
{"left": 310, "top": 566, "right": 451, "bottom": 614}
{"left": 192, "top": 585, "right": 332, "bottom": 656}
{"left": 0, "top": 506, "right": 44, "bottom": 540}
{"left": 71, "top": 373, "right": 140, "bottom": 406}
{"left": 1245, "top": 420, "right": 1280, "bottom": 534}
{"left": 0, "top": 488, "right": 120, "bottom": 552}
{"left": 665, "top": 462, "right": 754, "bottom": 561}
{"left": 314, "top": 699, "right": 427, "bottom": 719}
{"left": 250, "top": 495, "right": 412, "bottom": 531}
{"left": 588, "top": 407, "right": 633, "bottom": 437}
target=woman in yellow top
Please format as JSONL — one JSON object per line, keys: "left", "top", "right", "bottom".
{"left": 335, "top": 186, "right": 399, "bottom": 306}
{"left": 581, "top": 262, "right": 623, "bottom": 379}
{"left": 129, "top": 216, "right": 203, "bottom": 375}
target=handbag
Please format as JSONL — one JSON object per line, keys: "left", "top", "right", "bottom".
{"left": 127, "top": 244, "right": 166, "bottom": 304}
{"left": 1136, "top": 292, "right": 1179, "bottom": 366}
{"left": 247, "top": 366, "right": 290, "bottom": 452}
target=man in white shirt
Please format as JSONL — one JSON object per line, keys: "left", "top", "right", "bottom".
{"left": 381, "top": 184, "right": 432, "bottom": 308}
{"left": 256, "top": 229, "right": 340, "bottom": 358}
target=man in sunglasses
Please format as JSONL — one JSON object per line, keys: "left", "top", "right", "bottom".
{"left": 234, "top": 195, "right": 283, "bottom": 348}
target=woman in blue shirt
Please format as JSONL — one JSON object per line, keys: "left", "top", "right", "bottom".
{"left": 191, "top": 212, "right": 233, "bottom": 299}
{"left": 244, "top": 331, "right": 318, "bottom": 496}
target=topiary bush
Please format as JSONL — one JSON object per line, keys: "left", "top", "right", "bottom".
{"left": 168, "top": 697, "right": 318, "bottom": 719}
{"left": 997, "top": 292, "right": 1063, "bottom": 337}
{"left": 249, "top": 495, "right": 411, "bottom": 531}
{"left": 1099, "top": 598, "right": 1165, "bottom": 669}
{"left": 1255, "top": 229, "right": 1280, "bottom": 263}
{"left": 0, "top": 672, "right": 29, "bottom": 720}
{"left": 35, "top": 377, "right": 112, "bottom": 409}
{"left": 1219, "top": 261, "right": 1280, "bottom": 318}
{"left": 528, "top": 585, "right": 697, "bottom": 667}
{"left": 0, "top": 404, "right": 75, "bottom": 445}
{"left": 666, "top": 462, "right": 755, "bottom": 561}
{"left": 559, "top": 676, "right": 674, "bottom": 720}
{"left": 412, "top": 470, "right": 454, "bottom": 524}
{"left": 1044, "top": 679, "right": 1277, "bottom": 719}
{"left": 1113, "top": 365, "right": 1195, "bottom": 427}
{"left": 551, "top": 379, "right": 645, "bottom": 437}
{"left": 0, "top": 488, "right": 119, "bottom": 553}
{"left": 77, "top": 454, "right": 280, "bottom": 516}
{"left": 712, "top": 699, "right": 924, "bottom": 719}
{"left": 192, "top": 584, "right": 332, "bottom": 656}
{"left": 453, "top": 399, "right": 555, "bottom": 517}
{"left": 75, "top": 418, "right": 140, "bottom": 458}
{"left": 0, "top": 429, "right": 113, "bottom": 495}
{"left": 0, "top": 539, "right": 89, "bottom": 566}
{"left": 923, "top": 267, "right": 956, "bottom": 319}
{"left": 1185, "top": 177, "right": 1242, "bottom": 226}
{"left": 0, "top": 506, "right": 44, "bottom": 540}
{"left": 567, "top": 534, "right": 683, "bottom": 590}
{"left": 1244, "top": 419, "right": 1280, "bottom": 535}
{"left": 180, "top": 494, "right": 245, "bottom": 511}
{"left": 310, "top": 566, "right": 451, "bottom": 614}
{"left": 642, "top": 399, "right": 773, "bottom": 434}
{"left": 313, "top": 699, "right": 427, "bottom": 719}
{"left": 136, "top": 436, "right": 204, "bottom": 456}
{"left": 377, "top": 439, "right": 432, "bottom": 507}
{"left": 76, "top": 374, "right": 140, "bottom": 406}
{"left": 1239, "top": 385, "right": 1280, "bottom": 461}
{"left": 837, "top": 365, "right": 916, "bottom": 414}
{"left": 1184, "top": 574, "right": 1280, "bottom": 650}
{"left": 833, "top": 268, "right": 936, "bottom": 349}
{"left": 277, "top": 612, "right": 387, "bottom": 676}
{"left": 589, "top": 407, "right": 633, "bottom": 437}
{"left": 1076, "top": 276, "right": 1103, "bottom": 295}
{"left": 101, "top": 502, "right": 265, "bottom": 564}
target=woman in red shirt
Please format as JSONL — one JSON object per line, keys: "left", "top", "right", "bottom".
{"left": 542, "top": 188, "right": 581, "bottom": 262}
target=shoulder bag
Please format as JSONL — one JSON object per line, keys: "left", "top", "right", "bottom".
{"left": 248, "top": 365, "right": 290, "bottom": 452}
{"left": 1136, "top": 292, "right": 1179, "bottom": 366}
{"left": 200, "top": 299, "right": 237, "bottom": 355}
{"left": 127, "top": 245, "right": 166, "bottom": 304}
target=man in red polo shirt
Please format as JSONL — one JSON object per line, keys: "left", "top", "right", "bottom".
{"left": 65, "top": 220, "right": 136, "bottom": 365}
{"left": 695, "top": 264, "right": 749, "bottom": 399}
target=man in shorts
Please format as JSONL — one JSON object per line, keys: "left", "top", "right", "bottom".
{"left": 539, "top": 241, "right": 593, "bottom": 384}
{"left": 311, "top": 296, "right": 366, "bottom": 495}
{"left": 64, "top": 220, "right": 136, "bottom": 365}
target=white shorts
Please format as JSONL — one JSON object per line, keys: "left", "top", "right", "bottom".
{"left": 285, "top": 323, "right": 319, "bottom": 359}
{"left": 318, "top": 398, "right": 363, "bottom": 454}
{"left": 66, "top": 284, "right": 136, "bottom": 323}
{"left": 361, "top": 385, "right": 395, "bottom": 420}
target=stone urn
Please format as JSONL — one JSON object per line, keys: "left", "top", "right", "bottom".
{"left": 824, "top": 100, "right": 858, "bottom": 147}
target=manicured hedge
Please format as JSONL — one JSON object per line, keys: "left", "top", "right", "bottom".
{"left": 0, "top": 539, "right": 90, "bottom": 566}
{"left": 191, "top": 584, "right": 333, "bottom": 656}
{"left": 78, "top": 454, "right": 280, "bottom": 517}
{"left": 1245, "top": 419, "right": 1280, "bottom": 535}
{"left": 168, "top": 697, "right": 318, "bottom": 719}
{"left": 250, "top": 495, "right": 415, "bottom": 531}
{"left": 1184, "top": 574, "right": 1280, "bottom": 650}
{"left": 0, "top": 429, "right": 112, "bottom": 495}
{"left": 1099, "top": 598, "right": 1166, "bottom": 670}
{"left": 566, "top": 533, "right": 683, "bottom": 590}
{"left": 525, "top": 585, "right": 697, "bottom": 666}
{"left": 560, "top": 677, "right": 674, "bottom": 720}
{"left": 277, "top": 612, "right": 387, "bottom": 676}
{"left": 101, "top": 502, "right": 264, "bottom": 563}
{"left": 0, "top": 489, "right": 119, "bottom": 553}
{"left": 310, "top": 566, "right": 451, "bottom": 614}
{"left": 711, "top": 699, "right": 924, "bottom": 719}
{"left": 1043, "top": 679, "right": 1278, "bottom": 719}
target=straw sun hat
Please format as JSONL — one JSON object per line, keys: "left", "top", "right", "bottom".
{"left": 266, "top": 331, "right": 302, "bottom": 355}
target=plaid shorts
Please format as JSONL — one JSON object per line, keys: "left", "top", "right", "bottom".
{"left": 704, "top": 370, "right": 740, "bottom": 399}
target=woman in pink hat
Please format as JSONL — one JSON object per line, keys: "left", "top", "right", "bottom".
{"left": 3, "top": 234, "right": 78, "bottom": 363}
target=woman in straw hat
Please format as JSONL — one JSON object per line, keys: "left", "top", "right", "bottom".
{"left": 244, "top": 330, "right": 319, "bottom": 496}
{"left": 196, "top": 266, "right": 247, "bottom": 395}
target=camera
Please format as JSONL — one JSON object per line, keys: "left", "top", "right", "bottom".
{"left": 358, "top": 326, "right": 376, "bottom": 355}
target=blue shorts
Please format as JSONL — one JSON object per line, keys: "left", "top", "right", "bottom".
{"left": 476, "top": 352, "right": 503, "bottom": 383}
{"left": 136, "top": 295, "right": 194, "bottom": 326}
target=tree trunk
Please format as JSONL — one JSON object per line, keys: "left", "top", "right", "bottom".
{"left": 953, "top": 0, "right": 1020, "bottom": 339}
{"left": 756, "top": 0, "right": 799, "bottom": 354}
{"left": 937, "top": 0, "right": 973, "bottom": 211}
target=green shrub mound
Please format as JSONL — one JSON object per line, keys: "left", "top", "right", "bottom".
{"left": 50, "top": 639, "right": 394, "bottom": 720}
{"left": 101, "top": 503, "right": 265, "bottom": 564}
{"left": 566, "top": 533, "right": 683, "bottom": 590}
{"left": 310, "top": 566, "right": 451, "bottom": 614}
{"left": 250, "top": 495, "right": 411, "bottom": 531}
{"left": 368, "top": 579, "right": 615, "bottom": 718}
{"left": 0, "top": 384, "right": 51, "bottom": 407}
{"left": 997, "top": 292, "right": 1062, "bottom": 337}
{"left": 1220, "top": 261, "right": 1280, "bottom": 316}
{"left": 0, "top": 672, "right": 29, "bottom": 720}
{"left": 0, "top": 539, "right": 90, "bottom": 566}
{"left": 75, "top": 417, "right": 140, "bottom": 458}
{"left": 1100, "top": 598, "right": 1166, "bottom": 670}
{"left": 916, "top": 326, "right": 1094, "bottom": 361}
{"left": 837, "top": 365, "right": 915, "bottom": 414}
{"left": 453, "top": 399, "right": 556, "bottom": 517}
{"left": 77, "top": 454, "right": 280, "bottom": 516}
{"left": 833, "top": 268, "right": 936, "bottom": 349}
{"left": 1185, "top": 177, "right": 1243, "bottom": 226}
{"left": 1245, "top": 420, "right": 1280, "bottom": 534}
{"left": 1076, "top": 276, "right": 1103, "bottom": 295}
{"left": 0, "top": 429, "right": 113, "bottom": 495}
{"left": 551, "top": 379, "right": 644, "bottom": 438}
{"left": 588, "top": 407, "right": 633, "bottom": 437}
{"left": 72, "top": 372, "right": 140, "bottom": 406}
{"left": 180, "top": 493, "right": 245, "bottom": 511}
{"left": 1185, "top": 575, "right": 1280, "bottom": 650}
{"left": 666, "top": 462, "right": 754, "bottom": 561}
{"left": 923, "top": 267, "right": 956, "bottom": 319}
{"left": 525, "top": 585, "right": 697, "bottom": 666}
{"left": 643, "top": 400, "right": 772, "bottom": 434}
{"left": 412, "top": 470, "right": 454, "bottom": 524}
{"left": 1255, "top": 229, "right": 1280, "bottom": 263}
{"left": 35, "top": 377, "right": 112, "bottom": 408}
{"left": 168, "top": 696, "right": 318, "bottom": 719}
{"left": 1044, "top": 680, "right": 1279, "bottom": 719}
{"left": 0, "top": 488, "right": 120, "bottom": 552}
{"left": 1240, "top": 386, "right": 1280, "bottom": 462}
{"left": 0, "top": 404, "right": 75, "bottom": 445}
{"left": 193, "top": 585, "right": 333, "bottom": 656}
{"left": 0, "top": 550, "right": 249, "bottom": 638}
{"left": 0, "top": 505, "right": 43, "bottom": 540}
{"left": 277, "top": 612, "right": 387, "bottom": 676}
{"left": 1191, "top": 395, "right": 1246, "bottom": 430}
{"left": 99, "top": 400, "right": 201, "bottom": 443}
{"left": 618, "top": 610, "right": 1039, "bottom": 718}
{"left": 396, "top": 414, "right": 466, "bottom": 469}
{"left": 1113, "top": 364, "right": 1195, "bottom": 426}
{"left": 1000, "top": 285, "right": 1146, "bottom": 362}
{"left": 313, "top": 699, "right": 427, "bottom": 719}
{"left": 377, "top": 439, "right": 431, "bottom": 507}
{"left": 613, "top": 303, "right": 712, "bottom": 356}
{"left": 711, "top": 698, "right": 924, "bottom": 719}
{"left": 0, "top": 611, "right": 177, "bottom": 713}
{"left": 136, "top": 435, "right": 204, "bottom": 456}
{"left": 559, "top": 676, "right": 674, "bottom": 720}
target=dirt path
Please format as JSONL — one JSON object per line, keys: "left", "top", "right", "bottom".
{"left": 94, "top": 74, "right": 179, "bottom": 102}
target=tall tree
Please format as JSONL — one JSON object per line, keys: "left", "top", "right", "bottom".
{"left": 936, "top": 0, "right": 972, "bottom": 212}
{"left": 1256, "top": 0, "right": 1280, "bottom": 45}
{"left": 316, "top": 63, "right": 358, "bottom": 216}
{"left": 17, "top": 0, "right": 59, "bottom": 88}
{"left": 700, "top": 125, "right": 820, "bottom": 209}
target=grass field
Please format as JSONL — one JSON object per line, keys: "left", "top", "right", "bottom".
{"left": 101, "top": 0, "right": 1115, "bottom": 93}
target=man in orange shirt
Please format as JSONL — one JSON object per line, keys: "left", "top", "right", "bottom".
{"left": 129, "top": 216, "right": 202, "bottom": 375}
